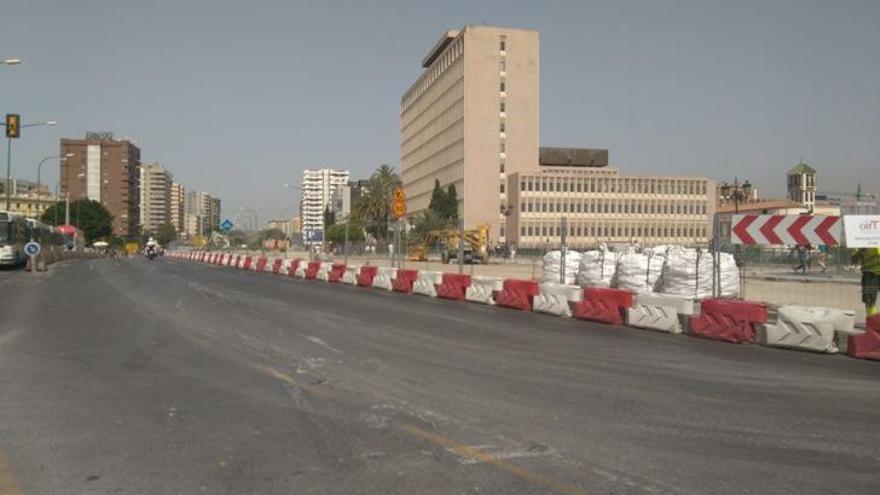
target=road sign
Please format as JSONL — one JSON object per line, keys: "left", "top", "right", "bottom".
{"left": 24, "top": 241, "right": 41, "bottom": 257}
{"left": 392, "top": 185, "right": 407, "bottom": 219}
{"left": 843, "top": 215, "right": 880, "bottom": 247}
{"left": 731, "top": 214, "right": 842, "bottom": 246}
{"left": 220, "top": 218, "right": 234, "bottom": 233}
{"left": 5, "top": 114, "right": 20, "bottom": 139}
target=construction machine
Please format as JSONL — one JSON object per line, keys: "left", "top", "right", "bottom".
{"left": 408, "top": 224, "right": 490, "bottom": 264}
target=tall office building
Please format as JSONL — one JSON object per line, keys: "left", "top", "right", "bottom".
{"left": 401, "top": 26, "right": 539, "bottom": 243}
{"left": 60, "top": 132, "right": 141, "bottom": 236}
{"left": 139, "top": 163, "right": 172, "bottom": 235}
{"left": 300, "top": 168, "right": 349, "bottom": 238}
{"left": 170, "top": 182, "right": 185, "bottom": 235}
{"left": 184, "top": 190, "right": 218, "bottom": 236}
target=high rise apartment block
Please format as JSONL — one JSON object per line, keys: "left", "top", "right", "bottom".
{"left": 184, "top": 190, "right": 219, "bottom": 236}
{"left": 401, "top": 26, "right": 539, "bottom": 244}
{"left": 300, "top": 168, "right": 349, "bottom": 237}
{"left": 60, "top": 133, "right": 140, "bottom": 236}
{"left": 139, "top": 163, "right": 172, "bottom": 235}
{"left": 170, "top": 182, "right": 185, "bottom": 235}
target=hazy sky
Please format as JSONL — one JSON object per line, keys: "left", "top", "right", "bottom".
{"left": 3, "top": 0, "right": 878, "bottom": 225}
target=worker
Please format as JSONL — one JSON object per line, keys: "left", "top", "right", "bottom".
{"left": 853, "top": 247, "right": 880, "bottom": 316}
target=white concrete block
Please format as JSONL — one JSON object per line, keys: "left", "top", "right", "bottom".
{"left": 776, "top": 305, "right": 856, "bottom": 334}
{"left": 626, "top": 304, "right": 683, "bottom": 333}
{"left": 759, "top": 305, "right": 841, "bottom": 353}
{"left": 413, "top": 271, "right": 442, "bottom": 297}
{"left": 373, "top": 267, "right": 398, "bottom": 291}
{"left": 316, "top": 262, "right": 333, "bottom": 281}
{"left": 342, "top": 265, "right": 361, "bottom": 285}
{"left": 466, "top": 276, "right": 503, "bottom": 305}
{"left": 532, "top": 283, "right": 581, "bottom": 317}
{"left": 634, "top": 292, "right": 697, "bottom": 316}
{"left": 295, "top": 265, "right": 306, "bottom": 278}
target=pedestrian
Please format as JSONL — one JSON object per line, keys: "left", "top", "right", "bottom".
{"left": 509, "top": 243, "right": 516, "bottom": 262}
{"left": 817, "top": 245, "right": 829, "bottom": 273}
{"left": 853, "top": 247, "right": 880, "bottom": 316}
{"left": 793, "top": 244, "right": 808, "bottom": 274}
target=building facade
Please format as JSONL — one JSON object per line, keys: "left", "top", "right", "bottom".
{"left": 170, "top": 182, "right": 185, "bottom": 236}
{"left": 401, "top": 26, "right": 540, "bottom": 244}
{"left": 139, "top": 163, "right": 172, "bottom": 235}
{"left": 60, "top": 133, "right": 141, "bottom": 237}
{"left": 787, "top": 161, "right": 817, "bottom": 211}
{"left": 184, "top": 190, "right": 219, "bottom": 236}
{"left": 507, "top": 164, "right": 716, "bottom": 249}
{"left": 300, "top": 168, "right": 349, "bottom": 237}
{"left": 0, "top": 179, "right": 54, "bottom": 218}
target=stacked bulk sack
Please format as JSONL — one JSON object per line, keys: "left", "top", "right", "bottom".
{"left": 659, "top": 246, "right": 739, "bottom": 299}
{"left": 615, "top": 247, "right": 667, "bottom": 293}
{"left": 577, "top": 248, "right": 618, "bottom": 288}
{"left": 540, "top": 250, "right": 582, "bottom": 285}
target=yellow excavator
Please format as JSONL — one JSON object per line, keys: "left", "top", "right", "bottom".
{"left": 408, "top": 224, "right": 490, "bottom": 264}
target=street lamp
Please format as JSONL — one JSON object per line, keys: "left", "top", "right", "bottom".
{"left": 2, "top": 120, "right": 58, "bottom": 211}
{"left": 36, "top": 153, "right": 73, "bottom": 217}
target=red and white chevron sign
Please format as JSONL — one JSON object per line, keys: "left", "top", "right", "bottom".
{"left": 731, "top": 214, "right": 842, "bottom": 246}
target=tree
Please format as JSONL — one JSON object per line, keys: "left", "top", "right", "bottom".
{"left": 41, "top": 199, "right": 113, "bottom": 244}
{"left": 259, "top": 228, "right": 288, "bottom": 241}
{"left": 326, "top": 221, "right": 366, "bottom": 243}
{"left": 443, "top": 184, "right": 459, "bottom": 220}
{"left": 323, "top": 205, "right": 336, "bottom": 227}
{"left": 351, "top": 163, "right": 402, "bottom": 242}
{"left": 155, "top": 223, "right": 178, "bottom": 246}
{"left": 409, "top": 209, "right": 452, "bottom": 243}
{"left": 428, "top": 179, "right": 445, "bottom": 213}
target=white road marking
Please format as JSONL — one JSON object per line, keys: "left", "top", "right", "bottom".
{"left": 304, "top": 335, "right": 344, "bottom": 354}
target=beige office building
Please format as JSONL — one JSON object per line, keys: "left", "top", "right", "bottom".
{"left": 139, "top": 163, "right": 172, "bottom": 235}
{"left": 507, "top": 150, "right": 716, "bottom": 249}
{"left": 401, "top": 26, "right": 539, "bottom": 244}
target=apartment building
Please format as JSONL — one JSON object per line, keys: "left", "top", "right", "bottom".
{"left": 170, "top": 182, "right": 185, "bottom": 235}
{"left": 401, "top": 26, "right": 539, "bottom": 244}
{"left": 60, "top": 133, "right": 140, "bottom": 236}
{"left": 300, "top": 168, "right": 349, "bottom": 237}
{"left": 184, "top": 190, "right": 220, "bottom": 236}
{"left": 0, "top": 179, "right": 54, "bottom": 218}
{"left": 139, "top": 163, "right": 172, "bottom": 235}
{"left": 506, "top": 149, "right": 716, "bottom": 249}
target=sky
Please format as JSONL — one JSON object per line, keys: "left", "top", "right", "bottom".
{"left": 2, "top": 0, "right": 878, "bottom": 226}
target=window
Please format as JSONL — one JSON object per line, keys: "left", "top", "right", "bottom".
{"left": 500, "top": 81, "right": 506, "bottom": 92}
{"left": 500, "top": 36, "right": 506, "bottom": 51}
{"left": 499, "top": 60, "right": 506, "bottom": 72}
{"left": 500, "top": 182, "right": 505, "bottom": 193}
{"left": 500, "top": 142, "right": 505, "bottom": 153}
{"left": 500, "top": 100, "right": 506, "bottom": 112}
{"left": 499, "top": 120, "right": 505, "bottom": 132}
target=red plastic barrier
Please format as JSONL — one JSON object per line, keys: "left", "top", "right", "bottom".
{"left": 848, "top": 314, "right": 880, "bottom": 360}
{"left": 256, "top": 256, "right": 268, "bottom": 272}
{"left": 242, "top": 256, "right": 253, "bottom": 270}
{"left": 227, "top": 255, "right": 235, "bottom": 267}
{"left": 573, "top": 288, "right": 634, "bottom": 325}
{"left": 688, "top": 299, "right": 767, "bottom": 344}
{"left": 496, "top": 279, "right": 540, "bottom": 311}
{"left": 305, "top": 261, "right": 321, "bottom": 280}
{"left": 287, "top": 259, "right": 301, "bottom": 277}
{"left": 234, "top": 255, "right": 241, "bottom": 267}
{"left": 272, "top": 258, "right": 284, "bottom": 274}
{"left": 392, "top": 269, "right": 419, "bottom": 293}
{"left": 437, "top": 273, "right": 471, "bottom": 301}
{"left": 329, "top": 263, "right": 346, "bottom": 283}
{"left": 357, "top": 265, "right": 378, "bottom": 287}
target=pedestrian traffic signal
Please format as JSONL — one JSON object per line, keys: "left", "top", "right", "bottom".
{"left": 5, "top": 114, "right": 20, "bottom": 138}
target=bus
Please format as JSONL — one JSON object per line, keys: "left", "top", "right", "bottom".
{"left": 0, "top": 211, "right": 29, "bottom": 267}
{"left": 26, "top": 219, "right": 67, "bottom": 250}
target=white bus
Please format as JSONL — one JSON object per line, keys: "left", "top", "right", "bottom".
{"left": 0, "top": 211, "right": 29, "bottom": 267}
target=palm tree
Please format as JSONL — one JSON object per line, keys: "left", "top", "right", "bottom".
{"left": 352, "top": 164, "right": 401, "bottom": 243}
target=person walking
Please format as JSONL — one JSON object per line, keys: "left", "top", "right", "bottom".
{"left": 793, "top": 244, "right": 808, "bottom": 274}
{"left": 816, "top": 244, "right": 829, "bottom": 273}
{"left": 853, "top": 247, "right": 880, "bottom": 316}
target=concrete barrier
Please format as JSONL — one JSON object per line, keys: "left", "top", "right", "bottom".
{"left": 373, "top": 266, "right": 398, "bottom": 291}
{"left": 437, "top": 273, "right": 471, "bottom": 301}
{"left": 573, "top": 288, "right": 634, "bottom": 325}
{"left": 357, "top": 265, "right": 378, "bottom": 287}
{"left": 271, "top": 258, "right": 284, "bottom": 274}
{"left": 286, "top": 259, "right": 302, "bottom": 277}
{"left": 316, "top": 261, "right": 333, "bottom": 281}
{"left": 255, "top": 256, "right": 268, "bottom": 272}
{"left": 689, "top": 299, "right": 767, "bottom": 344}
{"left": 759, "top": 305, "right": 854, "bottom": 353}
{"left": 465, "top": 276, "right": 503, "bottom": 305}
{"left": 496, "top": 279, "right": 540, "bottom": 311}
{"left": 392, "top": 269, "right": 419, "bottom": 293}
{"left": 533, "top": 283, "right": 582, "bottom": 317}
{"left": 626, "top": 293, "right": 696, "bottom": 334}
{"left": 342, "top": 265, "right": 361, "bottom": 285}
{"left": 295, "top": 264, "right": 307, "bottom": 278}
{"left": 847, "top": 314, "right": 880, "bottom": 360}
{"left": 328, "top": 263, "right": 346, "bottom": 283}
{"left": 413, "top": 270, "right": 443, "bottom": 297}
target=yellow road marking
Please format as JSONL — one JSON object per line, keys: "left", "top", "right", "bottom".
{"left": 400, "top": 423, "right": 590, "bottom": 495}
{"left": 255, "top": 365, "right": 330, "bottom": 399}
{"left": 0, "top": 451, "right": 24, "bottom": 495}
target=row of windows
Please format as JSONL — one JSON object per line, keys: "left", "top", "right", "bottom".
{"left": 519, "top": 177, "right": 707, "bottom": 195}
{"left": 498, "top": 36, "right": 508, "bottom": 197}
{"left": 402, "top": 36, "right": 464, "bottom": 111}
{"left": 519, "top": 199, "right": 708, "bottom": 216}
{"left": 401, "top": 60, "right": 463, "bottom": 139}
{"left": 518, "top": 222, "right": 709, "bottom": 240}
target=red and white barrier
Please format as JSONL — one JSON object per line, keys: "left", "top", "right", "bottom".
{"left": 731, "top": 214, "right": 842, "bottom": 246}
{"left": 689, "top": 299, "right": 767, "bottom": 344}
{"left": 393, "top": 269, "right": 419, "bottom": 293}
{"left": 373, "top": 267, "right": 397, "bottom": 291}
{"left": 437, "top": 273, "right": 471, "bottom": 301}
{"left": 573, "top": 288, "right": 634, "bottom": 325}
{"left": 465, "top": 276, "right": 503, "bottom": 305}
{"left": 533, "top": 283, "right": 582, "bottom": 317}
{"left": 342, "top": 265, "right": 361, "bottom": 285}
{"left": 496, "top": 279, "right": 539, "bottom": 311}
{"left": 357, "top": 266, "right": 378, "bottom": 287}
{"left": 413, "top": 271, "right": 442, "bottom": 297}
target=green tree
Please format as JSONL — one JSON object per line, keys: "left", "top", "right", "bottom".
{"left": 442, "top": 184, "right": 459, "bottom": 220}
{"left": 41, "top": 199, "right": 113, "bottom": 244}
{"left": 155, "top": 223, "right": 178, "bottom": 246}
{"left": 409, "top": 209, "right": 452, "bottom": 243}
{"left": 326, "top": 221, "right": 366, "bottom": 243}
{"left": 351, "top": 163, "right": 402, "bottom": 242}
{"left": 323, "top": 206, "right": 336, "bottom": 227}
{"left": 258, "top": 228, "right": 288, "bottom": 241}
{"left": 428, "top": 179, "right": 445, "bottom": 213}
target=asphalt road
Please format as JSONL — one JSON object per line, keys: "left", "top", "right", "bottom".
{"left": 1, "top": 258, "right": 878, "bottom": 495}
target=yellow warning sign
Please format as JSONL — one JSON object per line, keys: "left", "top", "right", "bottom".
{"left": 392, "top": 186, "right": 407, "bottom": 219}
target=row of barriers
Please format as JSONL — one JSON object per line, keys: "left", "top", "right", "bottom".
{"left": 168, "top": 250, "right": 880, "bottom": 362}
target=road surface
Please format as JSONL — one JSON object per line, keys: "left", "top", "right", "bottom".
{"left": 0, "top": 258, "right": 878, "bottom": 495}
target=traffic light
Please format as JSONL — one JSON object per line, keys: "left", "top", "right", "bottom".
{"left": 5, "top": 114, "right": 20, "bottom": 138}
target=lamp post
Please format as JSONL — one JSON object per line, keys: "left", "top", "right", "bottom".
{"left": 2, "top": 120, "right": 58, "bottom": 211}
{"left": 37, "top": 153, "right": 73, "bottom": 219}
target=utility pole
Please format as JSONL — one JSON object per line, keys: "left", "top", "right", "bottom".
{"left": 560, "top": 216, "right": 568, "bottom": 284}
{"left": 457, "top": 217, "right": 464, "bottom": 274}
